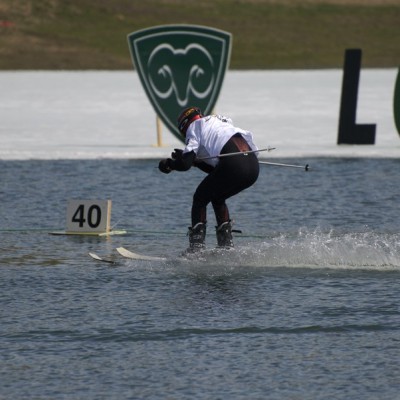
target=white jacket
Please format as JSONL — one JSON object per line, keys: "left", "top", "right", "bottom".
{"left": 183, "top": 115, "right": 258, "bottom": 167}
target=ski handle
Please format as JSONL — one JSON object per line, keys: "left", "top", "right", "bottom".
{"left": 197, "top": 147, "right": 310, "bottom": 171}
{"left": 196, "top": 147, "right": 275, "bottom": 161}
{"left": 259, "top": 161, "right": 310, "bottom": 171}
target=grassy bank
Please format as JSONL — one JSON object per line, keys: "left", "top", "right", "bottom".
{"left": 1, "top": 0, "right": 399, "bottom": 69}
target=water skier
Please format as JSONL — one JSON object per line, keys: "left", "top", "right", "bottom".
{"left": 158, "top": 107, "right": 259, "bottom": 252}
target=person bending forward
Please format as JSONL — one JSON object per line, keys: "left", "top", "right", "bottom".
{"left": 159, "top": 107, "right": 259, "bottom": 252}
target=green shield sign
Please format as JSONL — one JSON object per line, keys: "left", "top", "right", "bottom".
{"left": 127, "top": 25, "right": 232, "bottom": 142}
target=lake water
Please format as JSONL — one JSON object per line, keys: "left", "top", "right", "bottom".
{"left": 1, "top": 158, "right": 399, "bottom": 399}
{"left": 1, "top": 70, "right": 400, "bottom": 398}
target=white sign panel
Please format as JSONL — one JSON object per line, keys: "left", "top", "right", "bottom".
{"left": 66, "top": 200, "right": 111, "bottom": 234}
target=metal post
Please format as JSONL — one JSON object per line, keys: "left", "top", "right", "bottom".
{"left": 156, "top": 116, "right": 163, "bottom": 147}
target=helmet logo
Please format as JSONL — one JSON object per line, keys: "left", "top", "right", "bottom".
{"left": 128, "top": 25, "right": 231, "bottom": 143}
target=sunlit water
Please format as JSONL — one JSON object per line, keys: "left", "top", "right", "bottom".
{"left": 1, "top": 158, "right": 400, "bottom": 399}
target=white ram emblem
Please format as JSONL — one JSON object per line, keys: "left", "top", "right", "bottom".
{"left": 147, "top": 43, "right": 215, "bottom": 107}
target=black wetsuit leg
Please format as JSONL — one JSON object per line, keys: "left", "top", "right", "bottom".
{"left": 191, "top": 134, "right": 259, "bottom": 226}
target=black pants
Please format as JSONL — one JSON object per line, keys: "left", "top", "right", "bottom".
{"left": 191, "top": 134, "right": 259, "bottom": 226}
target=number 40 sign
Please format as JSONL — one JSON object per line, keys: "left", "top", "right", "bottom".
{"left": 66, "top": 200, "right": 112, "bottom": 234}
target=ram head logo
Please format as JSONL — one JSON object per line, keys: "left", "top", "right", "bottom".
{"left": 148, "top": 43, "right": 215, "bottom": 107}
{"left": 128, "top": 25, "right": 232, "bottom": 142}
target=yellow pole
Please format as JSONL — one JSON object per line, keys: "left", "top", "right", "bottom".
{"left": 156, "top": 116, "right": 163, "bottom": 147}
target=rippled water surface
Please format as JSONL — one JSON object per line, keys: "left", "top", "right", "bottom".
{"left": 1, "top": 158, "right": 400, "bottom": 399}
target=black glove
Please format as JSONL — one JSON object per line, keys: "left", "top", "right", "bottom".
{"left": 171, "top": 148, "right": 183, "bottom": 160}
{"left": 158, "top": 159, "right": 173, "bottom": 174}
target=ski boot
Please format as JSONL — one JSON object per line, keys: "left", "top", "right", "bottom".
{"left": 187, "top": 222, "right": 206, "bottom": 253}
{"left": 216, "top": 220, "right": 234, "bottom": 248}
